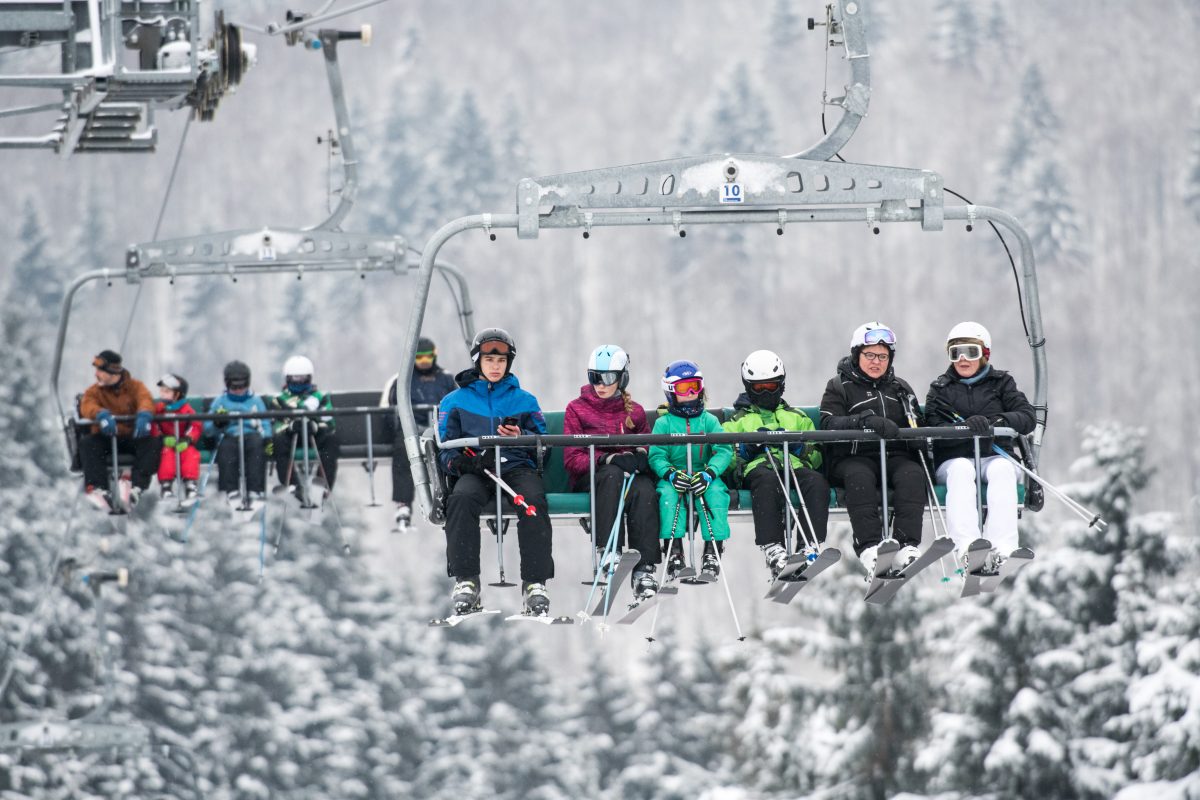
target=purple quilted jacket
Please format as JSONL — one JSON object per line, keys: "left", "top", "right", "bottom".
{"left": 563, "top": 384, "right": 650, "bottom": 487}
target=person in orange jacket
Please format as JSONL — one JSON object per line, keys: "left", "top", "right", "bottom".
{"left": 78, "top": 350, "right": 158, "bottom": 508}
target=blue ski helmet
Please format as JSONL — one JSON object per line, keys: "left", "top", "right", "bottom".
{"left": 587, "top": 344, "right": 630, "bottom": 390}
{"left": 661, "top": 359, "right": 705, "bottom": 418}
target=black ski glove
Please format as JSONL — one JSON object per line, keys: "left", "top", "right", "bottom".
{"left": 990, "top": 414, "right": 1009, "bottom": 428}
{"left": 964, "top": 415, "right": 992, "bottom": 436}
{"left": 451, "top": 450, "right": 486, "bottom": 476}
{"left": 668, "top": 470, "right": 694, "bottom": 493}
{"left": 689, "top": 468, "right": 718, "bottom": 496}
{"left": 861, "top": 414, "right": 900, "bottom": 438}
{"left": 633, "top": 448, "right": 651, "bottom": 474}
{"left": 605, "top": 452, "right": 640, "bottom": 474}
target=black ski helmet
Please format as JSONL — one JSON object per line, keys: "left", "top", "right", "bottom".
{"left": 470, "top": 328, "right": 516, "bottom": 377}
{"left": 224, "top": 360, "right": 251, "bottom": 390}
{"left": 415, "top": 336, "right": 438, "bottom": 374}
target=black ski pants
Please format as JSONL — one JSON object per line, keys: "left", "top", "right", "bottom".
{"left": 80, "top": 433, "right": 159, "bottom": 491}
{"left": 591, "top": 464, "right": 660, "bottom": 569}
{"left": 215, "top": 433, "right": 267, "bottom": 493}
{"left": 743, "top": 463, "right": 830, "bottom": 548}
{"left": 391, "top": 428, "right": 414, "bottom": 505}
{"left": 445, "top": 467, "right": 553, "bottom": 583}
{"left": 831, "top": 454, "right": 926, "bottom": 555}
{"left": 273, "top": 426, "right": 340, "bottom": 490}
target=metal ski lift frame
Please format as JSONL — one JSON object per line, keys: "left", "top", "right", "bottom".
{"left": 0, "top": 0, "right": 253, "bottom": 154}
{"left": 48, "top": 21, "right": 478, "bottom": 450}
{"left": 395, "top": 0, "right": 1047, "bottom": 523}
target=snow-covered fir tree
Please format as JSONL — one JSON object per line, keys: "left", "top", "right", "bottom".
{"left": 932, "top": 0, "right": 979, "bottom": 70}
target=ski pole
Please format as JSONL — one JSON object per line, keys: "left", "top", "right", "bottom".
{"left": 763, "top": 449, "right": 818, "bottom": 555}
{"left": 685, "top": 429, "right": 697, "bottom": 578}
{"left": 182, "top": 431, "right": 224, "bottom": 544}
{"left": 902, "top": 396, "right": 952, "bottom": 582}
{"left": 236, "top": 421, "right": 248, "bottom": 510}
{"left": 465, "top": 447, "right": 537, "bottom": 516}
{"left": 364, "top": 409, "right": 378, "bottom": 507}
{"left": 646, "top": 536, "right": 676, "bottom": 644}
{"left": 171, "top": 422, "right": 184, "bottom": 511}
{"left": 699, "top": 496, "right": 744, "bottom": 641}
{"left": 579, "top": 472, "right": 635, "bottom": 623}
{"left": 930, "top": 401, "right": 1107, "bottom": 529}
{"left": 314, "top": 454, "right": 351, "bottom": 555}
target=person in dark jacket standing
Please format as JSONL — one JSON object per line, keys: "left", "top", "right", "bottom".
{"left": 78, "top": 350, "right": 158, "bottom": 509}
{"left": 819, "top": 322, "right": 927, "bottom": 577}
{"left": 562, "top": 344, "right": 659, "bottom": 600}
{"left": 924, "top": 321, "right": 1036, "bottom": 572}
{"left": 437, "top": 328, "right": 554, "bottom": 618}
{"left": 381, "top": 336, "right": 457, "bottom": 530}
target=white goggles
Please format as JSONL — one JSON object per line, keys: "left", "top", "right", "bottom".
{"left": 948, "top": 343, "right": 984, "bottom": 362}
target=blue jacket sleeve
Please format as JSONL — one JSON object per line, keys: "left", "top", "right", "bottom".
{"left": 203, "top": 396, "right": 223, "bottom": 438}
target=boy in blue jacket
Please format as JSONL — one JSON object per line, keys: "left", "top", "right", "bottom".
{"left": 205, "top": 360, "right": 271, "bottom": 501}
{"left": 437, "top": 328, "right": 553, "bottom": 617}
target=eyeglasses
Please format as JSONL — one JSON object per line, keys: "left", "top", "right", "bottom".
{"left": 672, "top": 378, "right": 703, "bottom": 397}
{"left": 860, "top": 352, "right": 891, "bottom": 363}
{"left": 748, "top": 380, "right": 781, "bottom": 393}
{"left": 862, "top": 327, "right": 896, "bottom": 346}
{"left": 588, "top": 369, "right": 624, "bottom": 386}
{"left": 948, "top": 343, "right": 983, "bottom": 362}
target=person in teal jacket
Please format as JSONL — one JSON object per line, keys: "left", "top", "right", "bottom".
{"left": 648, "top": 360, "right": 734, "bottom": 579}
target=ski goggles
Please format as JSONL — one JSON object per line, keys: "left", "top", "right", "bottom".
{"left": 671, "top": 377, "right": 704, "bottom": 397}
{"left": 588, "top": 369, "right": 624, "bottom": 386}
{"left": 947, "top": 343, "right": 984, "bottom": 362}
{"left": 156, "top": 374, "right": 183, "bottom": 391}
{"left": 862, "top": 327, "right": 896, "bottom": 346}
{"left": 747, "top": 380, "right": 781, "bottom": 393}
{"left": 478, "top": 341, "right": 511, "bottom": 356}
{"left": 414, "top": 352, "right": 436, "bottom": 365}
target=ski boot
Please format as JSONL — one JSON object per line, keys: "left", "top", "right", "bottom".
{"left": 595, "top": 547, "right": 621, "bottom": 580}
{"left": 522, "top": 581, "right": 550, "bottom": 617}
{"left": 663, "top": 542, "right": 686, "bottom": 581}
{"left": 451, "top": 577, "right": 482, "bottom": 616}
{"left": 894, "top": 545, "right": 920, "bottom": 573}
{"left": 85, "top": 485, "right": 114, "bottom": 512}
{"left": 394, "top": 503, "right": 412, "bottom": 532}
{"left": 183, "top": 481, "right": 198, "bottom": 502}
{"left": 983, "top": 550, "right": 1007, "bottom": 575}
{"left": 860, "top": 543, "right": 881, "bottom": 582}
{"left": 247, "top": 490, "right": 264, "bottom": 504}
{"left": 631, "top": 569, "right": 659, "bottom": 602}
{"left": 160, "top": 481, "right": 175, "bottom": 501}
{"left": 701, "top": 541, "right": 722, "bottom": 579}
{"left": 128, "top": 485, "right": 143, "bottom": 507}
{"left": 760, "top": 542, "right": 789, "bottom": 579}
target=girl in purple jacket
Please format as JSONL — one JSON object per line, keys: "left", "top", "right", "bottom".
{"left": 563, "top": 345, "right": 661, "bottom": 600}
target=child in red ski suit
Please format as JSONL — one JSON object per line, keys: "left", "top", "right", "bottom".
{"left": 153, "top": 373, "right": 202, "bottom": 499}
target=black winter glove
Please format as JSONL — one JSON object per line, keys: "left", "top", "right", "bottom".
{"left": 861, "top": 414, "right": 900, "bottom": 438}
{"left": 990, "top": 414, "right": 1009, "bottom": 428}
{"left": 964, "top": 415, "right": 992, "bottom": 436}
{"left": 669, "top": 470, "right": 694, "bottom": 493}
{"left": 451, "top": 450, "right": 486, "bottom": 476}
{"left": 633, "top": 448, "right": 651, "bottom": 474}
{"left": 606, "top": 452, "right": 640, "bottom": 474}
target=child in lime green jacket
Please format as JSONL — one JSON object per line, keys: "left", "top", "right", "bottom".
{"left": 648, "top": 360, "right": 733, "bottom": 579}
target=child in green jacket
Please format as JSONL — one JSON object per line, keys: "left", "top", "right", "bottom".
{"left": 648, "top": 360, "right": 734, "bottom": 579}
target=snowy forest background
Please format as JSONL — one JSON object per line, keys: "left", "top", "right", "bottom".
{"left": 2, "top": 0, "right": 1199, "bottom": 797}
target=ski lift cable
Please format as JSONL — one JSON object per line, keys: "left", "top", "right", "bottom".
{"left": 0, "top": 492, "right": 83, "bottom": 706}
{"left": 119, "top": 114, "right": 194, "bottom": 354}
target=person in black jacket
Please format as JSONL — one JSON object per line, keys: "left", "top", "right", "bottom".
{"left": 924, "top": 322, "right": 1036, "bottom": 572}
{"left": 380, "top": 336, "right": 458, "bottom": 530}
{"left": 819, "top": 322, "right": 927, "bottom": 577}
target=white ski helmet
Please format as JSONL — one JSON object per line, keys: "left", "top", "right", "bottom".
{"left": 740, "top": 350, "right": 785, "bottom": 383}
{"left": 946, "top": 321, "right": 991, "bottom": 350}
{"left": 283, "top": 355, "right": 314, "bottom": 380}
{"left": 587, "top": 344, "right": 630, "bottom": 390}
{"left": 850, "top": 322, "right": 897, "bottom": 361}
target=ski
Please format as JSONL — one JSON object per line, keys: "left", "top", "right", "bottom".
{"left": 505, "top": 612, "right": 575, "bottom": 625}
{"left": 958, "top": 538, "right": 995, "bottom": 598}
{"left": 588, "top": 551, "right": 642, "bottom": 617}
{"left": 616, "top": 584, "right": 679, "bottom": 624}
{"left": 765, "top": 552, "right": 816, "bottom": 599}
{"left": 979, "top": 547, "right": 1035, "bottom": 593}
{"left": 861, "top": 540, "right": 902, "bottom": 600}
{"left": 770, "top": 548, "right": 842, "bottom": 605}
{"left": 864, "top": 537, "right": 955, "bottom": 604}
{"left": 428, "top": 609, "right": 501, "bottom": 628}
